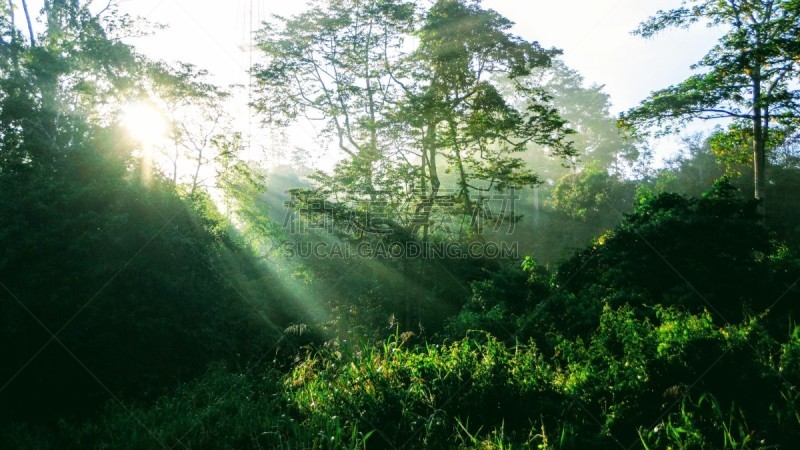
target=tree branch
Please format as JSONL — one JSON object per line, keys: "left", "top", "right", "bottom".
{"left": 21, "top": 0, "right": 35, "bottom": 46}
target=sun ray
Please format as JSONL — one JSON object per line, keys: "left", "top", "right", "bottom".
{"left": 120, "top": 100, "right": 168, "bottom": 145}
{"left": 120, "top": 100, "right": 168, "bottom": 185}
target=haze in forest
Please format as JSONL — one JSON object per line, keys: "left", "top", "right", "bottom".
{"left": 2, "top": 1, "right": 799, "bottom": 449}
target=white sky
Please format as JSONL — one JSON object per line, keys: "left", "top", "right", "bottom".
{"left": 4, "top": 0, "right": 704, "bottom": 168}
{"left": 117, "top": 0, "right": 722, "bottom": 114}
{"left": 485, "top": 0, "right": 722, "bottom": 114}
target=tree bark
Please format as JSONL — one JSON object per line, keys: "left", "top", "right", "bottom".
{"left": 752, "top": 76, "right": 766, "bottom": 219}
{"left": 413, "top": 124, "right": 440, "bottom": 239}
{"left": 8, "top": 0, "right": 14, "bottom": 29}
{"left": 21, "top": 0, "right": 35, "bottom": 46}
{"left": 190, "top": 145, "right": 203, "bottom": 198}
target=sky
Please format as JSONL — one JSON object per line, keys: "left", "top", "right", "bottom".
{"left": 20, "top": 0, "right": 712, "bottom": 168}
{"left": 115, "top": 0, "right": 722, "bottom": 113}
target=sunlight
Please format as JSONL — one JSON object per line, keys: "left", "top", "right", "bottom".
{"left": 120, "top": 100, "right": 168, "bottom": 146}
{"left": 120, "top": 100, "right": 168, "bottom": 186}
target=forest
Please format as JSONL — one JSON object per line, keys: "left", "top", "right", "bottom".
{"left": 1, "top": 0, "right": 800, "bottom": 448}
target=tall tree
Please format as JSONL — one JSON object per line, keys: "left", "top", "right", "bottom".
{"left": 622, "top": 0, "right": 800, "bottom": 216}
{"left": 253, "top": 0, "right": 575, "bottom": 238}
{"left": 1, "top": 0, "right": 140, "bottom": 173}
{"left": 254, "top": 0, "right": 416, "bottom": 201}
{"left": 146, "top": 62, "right": 232, "bottom": 194}
{"left": 401, "top": 0, "right": 574, "bottom": 236}
{"left": 521, "top": 60, "right": 641, "bottom": 177}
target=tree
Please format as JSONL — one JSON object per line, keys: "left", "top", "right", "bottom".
{"left": 0, "top": 0, "right": 295, "bottom": 426}
{"left": 400, "top": 0, "right": 574, "bottom": 236}
{"left": 623, "top": 0, "right": 800, "bottom": 215}
{"left": 145, "top": 61, "right": 263, "bottom": 203}
{"left": 656, "top": 133, "right": 731, "bottom": 196}
{"left": 254, "top": 0, "right": 416, "bottom": 201}
{"left": 254, "top": 0, "right": 575, "bottom": 238}
{"left": 517, "top": 59, "right": 642, "bottom": 178}
{"left": 554, "top": 180, "right": 793, "bottom": 324}
{"left": 550, "top": 165, "right": 637, "bottom": 223}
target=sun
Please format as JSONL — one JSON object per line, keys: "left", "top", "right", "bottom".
{"left": 120, "top": 100, "right": 168, "bottom": 145}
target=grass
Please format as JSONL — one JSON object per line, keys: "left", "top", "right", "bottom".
{"left": 7, "top": 306, "right": 799, "bottom": 449}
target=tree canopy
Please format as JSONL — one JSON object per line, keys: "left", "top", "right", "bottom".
{"left": 623, "top": 0, "right": 800, "bottom": 212}
{"left": 254, "top": 0, "right": 575, "bottom": 238}
{"left": 0, "top": 0, "right": 295, "bottom": 424}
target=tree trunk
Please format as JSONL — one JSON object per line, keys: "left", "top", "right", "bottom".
{"left": 190, "top": 147, "right": 203, "bottom": 198}
{"left": 752, "top": 76, "right": 766, "bottom": 219}
{"left": 413, "top": 124, "right": 440, "bottom": 239}
{"left": 172, "top": 142, "right": 179, "bottom": 185}
{"left": 8, "top": 0, "right": 15, "bottom": 29}
{"left": 21, "top": 0, "right": 35, "bottom": 46}
{"left": 454, "top": 148, "right": 474, "bottom": 234}
{"left": 449, "top": 121, "right": 478, "bottom": 236}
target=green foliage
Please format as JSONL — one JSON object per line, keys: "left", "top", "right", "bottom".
{"left": 0, "top": 131, "right": 289, "bottom": 421}
{"left": 445, "top": 260, "right": 550, "bottom": 340}
{"left": 4, "top": 1, "right": 800, "bottom": 449}
{"left": 707, "top": 120, "right": 799, "bottom": 176}
{"left": 550, "top": 166, "right": 637, "bottom": 221}
{"left": 520, "top": 59, "right": 642, "bottom": 176}
{"left": 39, "top": 304, "right": 800, "bottom": 449}
{"left": 67, "top": 364, "right": 374, "bottom": 450}
{"left": 6, "top": 173, "right": 799, "bottom": 448}
{"left": 650, "top": 134, "right": 739, "bottom": 201}
{"left": 254, "top": 0, "right": 575, "bottom": 238}
{"left": 0, "top": 0, "right": 296, "bottom": 429}
{"left": 554, "top": 181, "right": 791, "bottom": 323}
{"left": 623, "top": 0, "right": 800, "bottom": 202}
{"left": 285, "top": 334, "right": 565, "bottom": 449}
{"left": 637, "top": 391, "right": 795, "bottom": 450}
